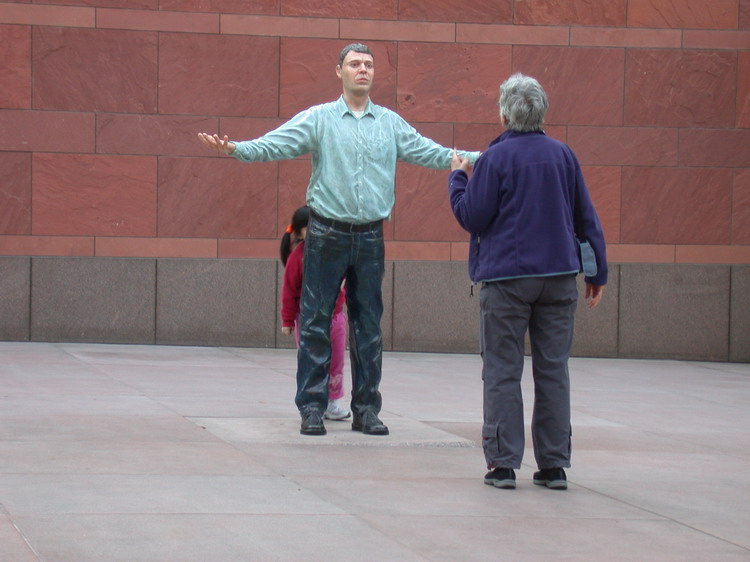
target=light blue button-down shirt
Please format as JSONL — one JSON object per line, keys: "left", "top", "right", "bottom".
{"left": 231, "top": 96, "right": 480, "bottom": 224}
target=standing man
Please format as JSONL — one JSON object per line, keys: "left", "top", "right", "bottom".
{"left": 449, "top": 74, "right": 607, "bottom": 490}
{"left": 199, "top": 43, "right": 480, "bottom": 436}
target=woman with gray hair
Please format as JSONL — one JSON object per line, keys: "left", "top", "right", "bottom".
{"left": 448, "top": 73, "right": 607, "bottom": 490}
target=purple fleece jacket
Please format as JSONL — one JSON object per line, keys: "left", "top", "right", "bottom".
{"left": 449, "top": 130, "right": 608, "bottom": 287}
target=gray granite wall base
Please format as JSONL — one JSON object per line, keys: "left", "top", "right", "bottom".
{"left": 619, "top": 264, "right": 730, "bottom": 361}
{"left": 572, "top": 265, "right": 620, "bottom": 357}
{"left": 31, "top": 257, "right": 156, "bottom": 344}
{"left": 0, "top": 257, "right": 30, "bottom": 341}
{"left": 392, "top": 261, "right": 480, "bottom": 353}
{"left": 0, "top": 257, "right": 746, "bottom": 362}
{"left": 157, "top": 259, "right": 277, "bottom": 348}
{"left": 730, "top": 266, "right": 750, "bottom": 363}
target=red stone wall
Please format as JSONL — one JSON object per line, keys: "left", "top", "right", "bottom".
{"left": 1, "top": 0, "right": 749, "bottom": 265}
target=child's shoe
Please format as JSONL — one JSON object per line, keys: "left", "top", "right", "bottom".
{"left": 324, "top": 400, "right": 351, "bottom": 421}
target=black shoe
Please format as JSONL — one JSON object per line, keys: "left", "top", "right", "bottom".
{"left": 300, "top": 410, "right": 326, "bottom": 436}
{"left": 351, "top": 410, "right": 389, "bottom": 435}
{"left": 484, "top": 468, "right": 516, "bottom": 489}
{"left": 533, "top": 467, "right": 568, "bottom": 490}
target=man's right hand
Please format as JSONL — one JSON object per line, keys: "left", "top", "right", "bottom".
{"left": 281, "top": 326, "right": 293, "bottom": 336}
{"left": 197, "top": 133, "right": 236, "bottom": 155}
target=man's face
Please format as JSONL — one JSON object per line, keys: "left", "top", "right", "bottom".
{"left": 336, "top": 50, "right": 374, "bottom": 96}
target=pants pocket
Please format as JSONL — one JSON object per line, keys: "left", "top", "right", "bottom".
{"left": 482, "top": 423, "right": 500, "bottom": 463}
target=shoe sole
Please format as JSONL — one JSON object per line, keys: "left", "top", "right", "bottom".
{"left": 484, "top": 478, "right": 516, "bottom": 489}
{"left": 351, "top": 425, "right": 389, "bottom": 435}
{"left": 533, "top": 479, "right": 567, "bottom": 490}
{"left": 300, "top": 427, "right": 327, "bottom": 436}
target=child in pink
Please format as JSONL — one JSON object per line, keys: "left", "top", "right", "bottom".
{"left": 280, "top": 205, "right": 350, "bottom": 421}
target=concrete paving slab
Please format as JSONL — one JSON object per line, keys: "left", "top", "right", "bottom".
{"left": 193, "top": 416, "right": 474, "bottom": 448}
{"left": 0, "top": 342, "right": 748, "bottom": 560}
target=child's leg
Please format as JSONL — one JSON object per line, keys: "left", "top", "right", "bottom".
{"left": 328, "top": 310, "right": 346, "bottom": 401}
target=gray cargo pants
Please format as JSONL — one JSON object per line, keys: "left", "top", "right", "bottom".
{"left": 480, "top": 274, "right": 577, "bottom": 470}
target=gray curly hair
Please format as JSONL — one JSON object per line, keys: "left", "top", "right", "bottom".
{"left": 498, "top": 73, "right": 548, "bottom": 132}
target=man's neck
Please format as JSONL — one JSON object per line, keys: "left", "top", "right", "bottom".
{"left": 343, "top": 92, "right": 370, "bottom": 113}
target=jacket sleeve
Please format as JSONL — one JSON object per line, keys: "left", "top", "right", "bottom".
{"left": 574, "top": 162, "right": 608, "bottom": 286}
{"left": 448, "top": 155, "right": 501, "bottom": 234}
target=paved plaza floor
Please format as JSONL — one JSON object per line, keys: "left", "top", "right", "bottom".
{"left": 0, "top": 341, "right": 748, "bottom": 561}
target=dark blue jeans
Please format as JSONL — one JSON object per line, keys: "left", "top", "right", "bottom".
{"left": 295, "top": 216, "right": 385, "bottom": 416}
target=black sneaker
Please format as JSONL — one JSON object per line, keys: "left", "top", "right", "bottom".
{"left": 484, "top": 468, "right": 516, "bottom": 489}
{"left": 300, "top": 409, "right": 326, "bottom": 436}
{"left": 533, "top": 468, "right": 568, "bottom": 490}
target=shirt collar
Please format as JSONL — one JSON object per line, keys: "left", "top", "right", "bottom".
{"left": 336, "top": 95, "right": 376, "bottom": 117}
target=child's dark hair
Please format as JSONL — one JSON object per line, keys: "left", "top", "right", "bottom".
{"left": 280, "top": 205, "right": 310, "bottom": 266}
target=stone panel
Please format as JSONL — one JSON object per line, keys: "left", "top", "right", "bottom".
{"left": 0, "top": 236, "right": 94, "bottom": 257}
{"left": 394, "top": 122, "right": 463, "bottom": 242}
{"left": 394, "top": 165, "right": 466, "bottom": 242}
{"left": 730, "top": 266, "right": 750, "bottom": 362}
{"left": 621, "top": 167, "right": 732, "bottom": 245}
{"left": 0, "top": 24, "right": 30, "bottom": 109}
{"left": 31, "top": 257, "right": 156, "bottom": 344}
{"left": 1, "top": 5, "right": 94, "bottom": 32}
{"left": 0, "top": 152, "right": 31, "bottom": 235}
{"left": 627, "top": 0, "right": 738, "bottom": 29}
{"left": 513, "top": 46, "right": 624, "bottom": 126}
{"left": 0, "top": 257, "right": 30, "bottom": 341}
{"left": 0, "top": 111, "right": 94, "bottom": 153}
{"left": 392, "top": 261, "right": 479, "bottom": 353}
{"left": 571, "top": 27, "right": 681, "bottom": 48}
{"left": 453, "top": 123, "right": 501, "bottom": 153}
{"left": 571, "top": 265, "right": 619, "bottom": 357}
{"left": 341, "top": 19, "right": 454, "bottom": 43}
{"left": 678, "top": 129, "right": 750, "bottom": 167}
{"left": 157, "top": 258, "right": 276, "bottom": 347}
{"left": 568, "top": 127, "right": 678, "bottom": 167}
{"left": 32, "top": 27, "right": 157, "bottom": 113}
{"left": 456, "top": 23, "right": 569, "bottom": 45}
{"left": 742, "top": 0, "right": 750, "bottom": 28}
{"left": 279, "top": 38, "right": 397, "bottom": 118}
{"left": 44, "top": 0, "right": 155, "bottom": 7}
{"left": 515, "top": 0, "right": 626, "bottom": 26}
{"left": 32, "top": 154, "right": 157, "bottom": 237}
{"left": 581, "top": 166, "right": 621, "bottom": 245}
{"left": 158, "top": 156, "right": 277, "bottom": 239}
{"left": 739, "top": 51, "right": 750, "bottom": 128}
{"left": 283, "top": 0, "right": 396, "bottom": 18}
{"left": 399, "top": 0, "right": 512, "bottom": 23}
{"left": 619, "top": 264, "right": 730, "bottom": 361}
{"left": 96, "top": 8, "right": 218, "bottom": 32}
{"left": 96, "top": 114, "right": 219, "bottom": 157}
{"left": 159, "top": 0, "right": 277, "bottom": 15}
{"left": 219, "top": 117, "right": 286, "bottom": 143}
{"left": 734, "top": 169, "right": 750, "bottom": 245}
{"left": 159, "top": 33, "right": 278, "bottom": 117}
{"left": 624, "top": 49, "right": 735, "bottom": 127}
{"left": 397, "top": 43, "right": 511, "bottom": 123}
{"left": 278, "top": 159, "right": 313, "bottom": 239}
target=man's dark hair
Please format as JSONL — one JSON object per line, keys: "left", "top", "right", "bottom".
{"left": 338, "top": 43, "right": 373, "bottom": 66}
